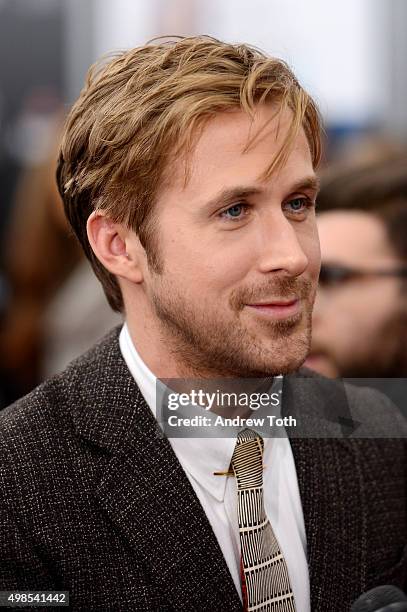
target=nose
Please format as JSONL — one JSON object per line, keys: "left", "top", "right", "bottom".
{"left": 255, "top": 213, "right": 309, "bottom": 278}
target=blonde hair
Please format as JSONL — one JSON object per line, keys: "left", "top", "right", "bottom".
{"left": 57, "top": 35, "right": 323, "bottom": 311}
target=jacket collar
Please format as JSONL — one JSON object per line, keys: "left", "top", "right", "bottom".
{"left": 70, "top": 327, "right": 242, "bottom": 610}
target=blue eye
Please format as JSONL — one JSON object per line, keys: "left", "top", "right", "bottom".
{"left": 221, "top": 203, "right": 247, "bottom": 219}
{"left": 289, "top": 198, "right": 306, "bottom": 211}
{"left": 284, "top": 197, "right": 314, "bottom": 216}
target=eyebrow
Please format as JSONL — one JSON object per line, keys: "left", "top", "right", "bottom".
{"left": 290, "top": 175, "right": 320, "bottom": 194}
{"left": 202, "top": 175, "right": 320, "bottom": 213}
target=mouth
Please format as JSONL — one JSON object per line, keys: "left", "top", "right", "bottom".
{"left": 245, "top": 298, "right": 300, "bottom": 320}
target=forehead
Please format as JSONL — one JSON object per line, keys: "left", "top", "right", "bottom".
{"left": 162, "top": 103, "right": 314, "bottom": 200}
{"left": 317, "top": 210, "right": 397, "bottom": 265}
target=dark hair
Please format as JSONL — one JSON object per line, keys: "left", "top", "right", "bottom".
{"left": 317, "top": 153, "right": 407, "bottom": 262}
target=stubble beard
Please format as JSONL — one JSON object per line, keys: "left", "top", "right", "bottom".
{"left": 151, "top": 275, "right": 316, "bottom": 378}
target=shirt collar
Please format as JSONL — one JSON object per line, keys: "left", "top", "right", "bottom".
{"left": 119, "top": 322, "right": 282, "bottom": 502}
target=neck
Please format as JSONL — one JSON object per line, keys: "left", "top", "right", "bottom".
{"left": 125, "top": 303, "right": 181, "bottom": 378}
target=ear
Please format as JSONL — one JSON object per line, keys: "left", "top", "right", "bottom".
{"left": 86, "top": 211, "right": 144, "bottom": 283}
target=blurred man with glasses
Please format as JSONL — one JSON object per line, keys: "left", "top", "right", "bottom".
{"left": 306, "top": 154, "right": 407, "bottom": 378}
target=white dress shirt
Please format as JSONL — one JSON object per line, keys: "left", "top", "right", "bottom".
{"left": 119, "top": 322, "right": 310, "bottom": 611}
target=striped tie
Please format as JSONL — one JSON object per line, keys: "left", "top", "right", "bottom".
{"left": 230, "top": 429, "right": 296, "bottom": 612}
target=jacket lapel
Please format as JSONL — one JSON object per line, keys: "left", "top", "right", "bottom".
{"left": 71, "top": 329, "right": 241, "bottom": 611}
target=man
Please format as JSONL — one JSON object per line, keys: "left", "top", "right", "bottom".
{"left": 0, "top": 37, "right": 406, "bottom": 612}
{"left": 306, "top": 155, "right": 407, "bottom": 378}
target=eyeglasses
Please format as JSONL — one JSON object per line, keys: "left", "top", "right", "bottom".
{"left": 319, "top": 263, "right": 407, "bottom": 288}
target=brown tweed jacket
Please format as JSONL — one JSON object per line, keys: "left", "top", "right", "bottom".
{"left": 0, "top": 327, "right": 406, "bottom": 611}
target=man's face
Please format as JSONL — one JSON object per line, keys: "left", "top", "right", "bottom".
{"left": 305, "top": 210, "right": 407, "bottom": 378}
{"left": 128, "top": 104, "right": 320, "bottom": 377}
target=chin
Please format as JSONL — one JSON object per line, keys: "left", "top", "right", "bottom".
{"left": 265, "top": 336, "right": 311, "bottom": 375}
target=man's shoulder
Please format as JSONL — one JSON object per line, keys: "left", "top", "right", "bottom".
{"left": 0, "top": 325, "right": 123, "bottom": 458}
{"left": 289, "top": 367, "right": 407, "bottom": 438}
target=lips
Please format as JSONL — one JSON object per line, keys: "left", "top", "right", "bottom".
{"left": 246, "top": 298, "right": 300, "bottom": 319}
{"left": 249, "top": 299, "right": 298, "bottom": 307}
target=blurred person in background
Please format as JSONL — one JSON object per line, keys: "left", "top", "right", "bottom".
{"left": 0, "top": 123, "right": 121, "bottom": 408}
{"left": 0, "top": 116, "right": 81, "bottom": 404}
{"left": 305, "top": 153, "right": 407, "bottom": 378}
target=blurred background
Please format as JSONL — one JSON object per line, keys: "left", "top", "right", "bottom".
{"left": 0, "top": 0, "right": 406, "bottom": 408}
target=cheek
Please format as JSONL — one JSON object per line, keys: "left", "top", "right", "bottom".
{"left": 345, "top": 283, "right": 399, "bottom": 330}
{"left": 166, "top": 230, "right": 255, "bottom": 291}
{"left": 317, "top": 284, "right": 400, "bottom": 350}
{"left": 162, "top": 239, "right": 252, "bottom": 296}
